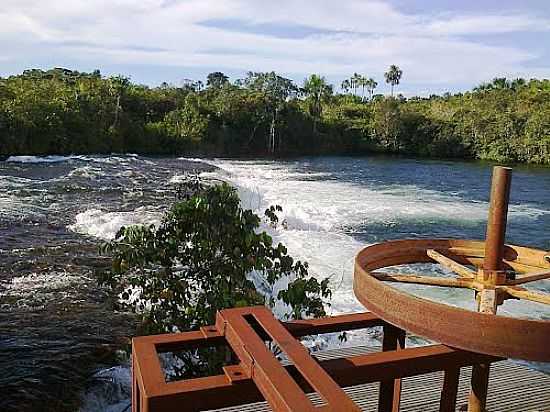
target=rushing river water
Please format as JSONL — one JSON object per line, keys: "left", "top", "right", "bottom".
{"left": 1, "top": 155, "right": 549, "bottom": 411}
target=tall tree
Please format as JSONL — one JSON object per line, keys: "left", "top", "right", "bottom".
{"left": 303, "top": 74, "right": 333, "bottom": 133}
{"left": 351, "top": 73, "right": 362, "bottom": 96}
{"left": 366, "top": 77, "right": 378, "bottom": 101}
{"left": 359, "top": 76, "right": 367, "bottom": 100}
{"left": 491, "top": 77, "right": 511, "bottom": 90}
{"left": 510, "top": 78, "right": 526, "bottom": 90}
{"left": 341, "top": 79, "right": 350, "bottom": 94}
{"left": 242, "top": 71, "right": 298, "bottom": 154}
{"left": 206, "top": 72, "right": 229, "bottom": 89}
{"left": 108, "top": 75, "right": 130, "bottom": 137}
{"left": 384, "top": 65, "right": 403, "bottom": 97}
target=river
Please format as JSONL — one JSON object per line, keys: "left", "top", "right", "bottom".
{"left": 1, "top": 155, "right": 549, "bottom": 411}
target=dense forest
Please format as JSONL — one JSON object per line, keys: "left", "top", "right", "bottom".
{"left": 0, "top": 67, "right": 549, "bottom": 164}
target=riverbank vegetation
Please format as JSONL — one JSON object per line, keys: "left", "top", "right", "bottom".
{"left": 1, "top": 67, "right": 549, "bottom": 164}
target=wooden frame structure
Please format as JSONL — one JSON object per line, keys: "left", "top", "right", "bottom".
{"left": 132, "top": 308, "right": 499, "bottom": 412}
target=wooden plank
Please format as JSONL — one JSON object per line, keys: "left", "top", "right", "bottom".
{"left": 507, "top": 269, "right": 550, "bottom": 285}
{"left": 219, "top": 309, "right": 317, "bottom": 412}
{"left": 208, "top": 348, "right": 550, "bottom": 412}
{"left": 146, "top": 312, "right": 382, "bottom": 353}
{"left": 371, "top": 272, "right": 474, "bottom": 288}
{"left": 218, "top": 307, "right": 361, "bottom": 411}
{"left": 502, "top": 286, "right": 550, "bottom": 305}
{"left": 427, "top": 249, "right": 476, "bottom": 278}
{"left": 284, "top": 312, "right": 384, "bottom": 337}
{"left": 253, "top": 308, "right": 361, "bottom": 411}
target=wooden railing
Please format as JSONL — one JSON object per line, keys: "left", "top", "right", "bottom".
{"left": 132, "top": 307, "right": 499, "bottom": 412}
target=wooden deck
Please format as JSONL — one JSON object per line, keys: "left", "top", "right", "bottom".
{"left": 208, "top": 346, "right": 550, "bottom": 412}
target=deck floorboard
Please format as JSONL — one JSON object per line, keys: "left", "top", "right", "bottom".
{"left": 207, "top": 346, "right": 550, "bottom": 412}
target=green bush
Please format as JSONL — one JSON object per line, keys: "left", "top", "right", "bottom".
{"left": 100, "top": 180, "right": 331, "bottom": 336}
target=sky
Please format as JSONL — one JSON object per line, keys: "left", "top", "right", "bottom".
{"left": 1, "top": 0, "right": 549, "bottom": 96}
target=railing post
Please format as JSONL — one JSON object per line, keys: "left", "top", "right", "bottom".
{"left": 439, "top": 368, "right": 460, "bottom": 412}
{"left": 379, "top": 323, "right": 405, "bottom": 412}
{"left": 132, "top": 353, "right": 140, "bottom": 412}
{"left": 468, "top": 166, "right": 512, "bottom": 412}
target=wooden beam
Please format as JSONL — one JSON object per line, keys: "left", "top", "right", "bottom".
{"left": 506, "top": 270, "right": 550, "bottom": 285}
{"left": 217, "top": 307, "right": 361, "bottom": 411}
{"left": 478, "top": 288, "right": 497, "bottom": 314}
{"left": 371, "top": 272, "right": 474, "bottom": 288}
{"left": 427, "top": 249, "right": 476, "bottom": 278}
{"left": 501, "top": 286, "right": 550, "bottom": 305}
{"left": 378, "top": 324, "right": 405, "bottom": 412}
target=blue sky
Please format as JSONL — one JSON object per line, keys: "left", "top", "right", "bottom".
{"left": 1, "top": 0, "right": 549, "bottom": 95}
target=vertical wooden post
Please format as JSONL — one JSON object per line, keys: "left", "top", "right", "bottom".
{"left": 379, "top": 324, "right": 405, "bottom": 412}
{"left": 482, "top": 166, "right": 512, "bottom": 282}
{"left": 468, "top": 166, "right": 512, "bottom": 412}
{"left": 132, "top": 354, "right": 139, "bottom": 412}
{"left": 439, "top": 368, "right": 460, "bottom": 412}
{"left": 468, "top": 363, "right": 491, "bottom": 412}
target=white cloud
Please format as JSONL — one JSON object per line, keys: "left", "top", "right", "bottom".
{"left": 0, "top": 0, "right": 549, "bottom": 91}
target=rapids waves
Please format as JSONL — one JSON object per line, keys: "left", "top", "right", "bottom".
{"left": 1, "top": 155, "right": 549, "bottom": 411}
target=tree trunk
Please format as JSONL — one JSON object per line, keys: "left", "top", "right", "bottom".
{"left": 113, "top": 93, "right": 121, "bottom": 130}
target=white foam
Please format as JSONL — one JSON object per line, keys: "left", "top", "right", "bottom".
{"left": 6, "top": 155, "right": 83, "bottom": 163}
{"left": 0, "top": 195, "right": 47, "bottom": 219}
{"left": 210, "top": 159, "right": 550, "bottom": 322}
{"left": 5, "top": 154, "right": 152, "bottom": 166}
{"left": 78, "top": 364, "right": 132, "bottom": 412}
{"left": 0, "top": 271, "right": 85, "bottom": 311}
{"left": 178, "top": 157, "right": 208, "bottom": 163}
{"left": 1, "top": 271, "right": 82, "bottom": 295}
{"left": 168, "top": 174, "right": 188, "bottom": 184}
{"left": 69, "top": 207, "right": 163, "bottom": 240}
{"left": 67, "top": 166, "right": 105, "bottom": 179}
{"left": 212, "top": 160, "right": 547, "bottom": 233}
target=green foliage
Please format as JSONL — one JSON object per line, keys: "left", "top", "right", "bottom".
{"left": 98, "top": 180, "right": 332, "bottom": 377}
{"left": 303, "top": 74, "right": 333, "bottom": 133}
{"left": 1, "top": 68, "right": 549, "bottom": 165}
{"left": 100, "top": 182, "right": 331, "bottom": 336}
{"left": 384, "top": 65, "right": 403, "bottom": 96}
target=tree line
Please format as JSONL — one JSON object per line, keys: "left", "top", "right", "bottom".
{"left": 0, "top": 67, "right": 549, "bottom": 165}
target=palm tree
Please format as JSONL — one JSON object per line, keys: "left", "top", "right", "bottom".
{"left": 303, "top": 74, "right": 333, "bottom": 133}
{"left": 384, "top": 65, "right": 403, "bottom": 97}
{"left": 341, "top": 79, "right": 350, "bottom": 94}
{"left": 351, "top": 73, "right": 361, "bottom": 97}
{"left": 359, "top": 76, "right": 367, "bottom": 101}
{"left": 511, "top": 78, "right": 526, "bottom": 90}
{"left": 473, "top": 82, "right": 492, "bottom": 93}
{"left": 366, "top": 78, "right": 378, "bottom": 100}
{"left": 492, "top": 77, "right": 511, "bottom": 89}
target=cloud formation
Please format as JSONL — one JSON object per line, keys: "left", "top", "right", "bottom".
{"left": 1, "top": 0, "right": 549, "bottom": 93}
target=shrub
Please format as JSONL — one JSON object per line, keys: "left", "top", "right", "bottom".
{"left": 99, "top": 179, "right": 331, "bottom": 376}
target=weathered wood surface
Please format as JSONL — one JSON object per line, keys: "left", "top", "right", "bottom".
{"left": 208, "top": 346, "right": 550, "bottom": 412}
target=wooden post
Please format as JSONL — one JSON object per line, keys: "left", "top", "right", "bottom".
{"left": 379, "top": 324, "right": 406, "bottom": 412}
{"left": 482, "top": 166, "right": 512, "bottom": 282}
{"left": 468, "top": 166, "right": 512, "bottom": 412}
{"left": 439, "top": 368, "right": 460, "bottom": 412}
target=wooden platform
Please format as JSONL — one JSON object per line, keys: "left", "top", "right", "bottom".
{"left": 208, "top": 346, "right": 550, "bottom": 412}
